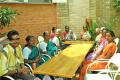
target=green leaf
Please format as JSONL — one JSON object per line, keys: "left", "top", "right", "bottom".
{"left": 0, "top": 6, "right": 19, "bottom": 29}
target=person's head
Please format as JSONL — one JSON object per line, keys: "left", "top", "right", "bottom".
{"left": 52, "top": 27, "right": 57, "bottom": 33}
{"left": 100, "top": 27, "right": 105, "bottom": 34}
{"left": 56, "top": 29, "right": 62, "bottom": 37}
{"left": 102, "top": 28, "right": 109, "bottom": 37}
{"left": 83, "top": 25, "right": 88, "bottom": 32}
{"left": 96, "top": 28, "right": 100, "bottom": 35}
{"left": 106, "top": 30, "right": 115, "bottom": 43}
{"left": 7, "top": 30, "right": 20, "bottom": 48}
{"left": 43, "top": 31, "right": 49, "bottom": 41}
{"left": 25, "top": 35, "right": 35, "bottom": 47}
{"left": 50, "top": 33, "right": 55, "bottom": 39}
{"left": 86, "top": 17, "right": 92, "bottom": 25}
{"left": 65, "top": 26, "right": 69, "bottom": 32}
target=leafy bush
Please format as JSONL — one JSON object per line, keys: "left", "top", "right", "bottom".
{"left": 0, "top": 7, "right": 19, "bottom": 29}
{"left": 112, "top": 0, "right": 120, "bottom": 13}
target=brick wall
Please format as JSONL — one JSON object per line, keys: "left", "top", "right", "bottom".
{"left": 0, "top": 3, "right": 57, "bottom": 47}
{"left": 69, "top": 0, "right": 89, "bottom": 37}
{"left": 58, "top": 0, "right": 90, "bottom": 38}
{"left": 57, "top": 3, "right": 69, "bottom": 31}
{"left": 89, "top": 0, "right": 96, "bottom": 21}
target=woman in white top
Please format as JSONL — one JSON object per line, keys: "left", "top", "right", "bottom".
{"left": 22, "top": 35, "right": 44, "bottom": 79}
{"left": 80, "top": 25, "right": 91, "bottom": 41}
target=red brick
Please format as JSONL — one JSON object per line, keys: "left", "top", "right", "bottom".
{"left": 0, "top": 3, "right": 57, "bottom": 48}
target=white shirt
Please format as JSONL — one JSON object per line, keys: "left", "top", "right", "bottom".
{"left": 82, "top": 31, "right": 91, "bottom": 40}
{"left": 95, "top": 34, "right": 101, "bottom": 42}
{"left": 22, "top": 47, "right": 31, "bottom": 59}
{"left": 65, "top": 30, "right": 73, "bottom": 40}
{"left": 52, "top": 36, "right": 59, "bottom": 46}
{"left": 38, "top": 41, "right": 47, "bottom": 52}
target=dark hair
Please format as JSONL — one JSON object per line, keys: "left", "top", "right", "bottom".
{"left": 52, "top": 27, "right": 56, "bottom": 32}
{"left": 43, "top": 32, "right": 46, "bottom": 37}
{"left": 107, "top": 30, "right": 115, "bottom": 38}
{"left": 43, "top": 31, "right": 49, "bottom": 37}
{"left": 103, "top": 28, "right": 109, "bottom": 32}
{"left": 26, "top": 35, "right": 34, "bottom": 42}
{"left": 25, "top": 35, "right": 34, "bottom": 47}
{"left": 65, "top": 26, "right": 69, "bottom": 29}
{"left": 7, "top": 30, "right": 19, "bottom": 40}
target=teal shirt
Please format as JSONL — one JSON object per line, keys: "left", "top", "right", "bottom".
{"left": 47, "top": 40, "right": 57, "bottom": 56}
{"left": 28, "top": 46, "right": 44, "bottom": 67}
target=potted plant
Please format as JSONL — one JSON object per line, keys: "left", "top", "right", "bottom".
{"left": 0, "top": 6, "right": 19, "bottom": 37}
{"left": 0, "top": 6, "right": 19, "bottom": 29}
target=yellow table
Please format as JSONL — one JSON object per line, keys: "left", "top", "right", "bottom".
{"left": 62, "top": 40, "right": 94, "bottom": 45}
{"left": 33, "top": 41, "right": 94, "bottom": 78}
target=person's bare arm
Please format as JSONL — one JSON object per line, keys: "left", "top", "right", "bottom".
{"left": 4, "top": 67, "right": 31, "bottom": 76}
{"left": 20, "top": 63, "right": 25, "bottom": 69}
{"left": 102, "top": 52, "right": 111, "bottom": 59}
{"left": 92, "top": 50, "right": 103, "bottom": 61}
{"left": 43, "top": 51, "right": 53, "bottom": 57}
{"left": 24, "top": 57, "right": 41, "bottom": 64}
{"left": 3, "top": 69, "right": 22, "bottom": 76}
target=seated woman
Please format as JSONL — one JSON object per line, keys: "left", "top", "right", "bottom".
{"left": 90, "top": 27, "right": 105, "bottom": 51}
{"left": 47, "top": 33, "right": 58, "bottom": 56}
{"left": 95, "top": 28, "right": 101, "bottom": 42}
{"left": 37, "top": 31, "right": 53, "bottom": 61}
{"left": 80, "top": 25, "right": 91, "bottom": 41}
{"left": 22, "top": 35, "right": 44, "bottom": 79}
{"left": 52, "top": 29, "right": 65, "bottom": 50}
{"left": 85, "top": 28, "right": 109, "bottom": 60}
{"left": 93, "top": 28, "right": 101, "bottom": 49}
{"left": 79, "top": 30, "right": 117, "bottom": 80}
{"left": 37, "top": 31, "right": 50, "bottom": 55}
{"left": 98, "top": 27, "right": 106, "bottom": 45}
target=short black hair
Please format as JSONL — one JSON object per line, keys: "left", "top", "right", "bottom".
{"left": 7, "top": 30, "right": 19, "bottom": 40}
{"left": 43, "top": 32, "right": 46, "bottom": 37}
{"left": 25, "top": 35, "right": 34, "bottom": 42}
{"left": 107, "top": 30, "right": 115, "bottom": 38}
{"left": 52, "top": 27, "right": 56, "bottom": 32}
{"left": 65, "top": 26, "right": 69, "bottom": 29}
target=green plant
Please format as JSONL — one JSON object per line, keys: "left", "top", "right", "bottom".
{"left": 97, "top": 16, "right": 119, "bottom": 29}
{"left": 112, "top": 0, "right": 120, "bottom": 13}
{"left": 96, "top": 1, "right": 120, "bottom": 29}
{"left": 0, "top": 6, "right": 19, "bottom": 29}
